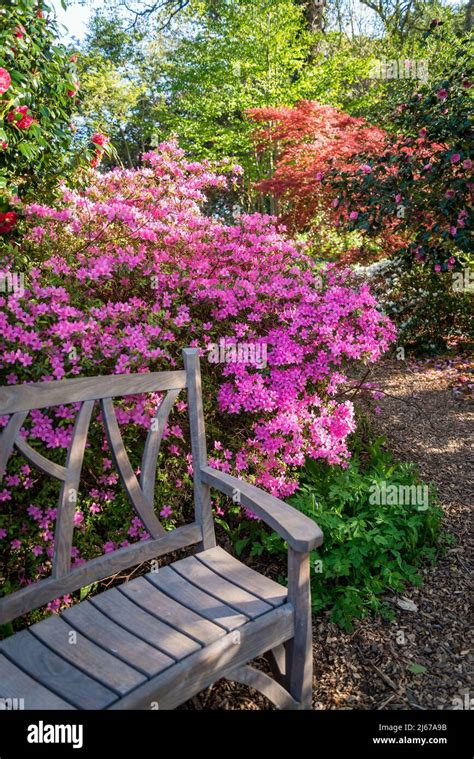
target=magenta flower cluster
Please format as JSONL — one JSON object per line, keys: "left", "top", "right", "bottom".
{"left": 0, "top": 140, "right": 395, "bottom": 589}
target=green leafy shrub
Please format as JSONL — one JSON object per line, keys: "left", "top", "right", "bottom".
{"left": 352, "top": 258, "right": 474, "bottom": 353}
{"left": 232, "top": 435, "right": 444, "bottom": 631}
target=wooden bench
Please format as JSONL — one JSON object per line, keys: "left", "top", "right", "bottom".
{"left": 0, "top": 348, "right": 323, "bottom": 710}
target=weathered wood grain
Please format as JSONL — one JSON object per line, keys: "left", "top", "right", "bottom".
{"left": 53, "top": 400, "right": 94, "bottom": 579}
{"left": 196, "top": 545, "right": 287, "bottom": 607}
{"left": 0, "top": 523, "right": 201, "bottom": 625}
{"left": 0, "top": 371, "right": 187, "bottom": 415}
{"left": 140, "top": 388, "right": 181, "bottom": 503}
{"left": 15, "top": 437, "right": 67, "bottom": 481}
{"left": 101, "top": 397, "right": 166, "bottom": 539}
{"left": 0, "top": 630, "right": 118, "bottom": 709}
{"left": 30, "top": 616, "right": 146, "bottom": 695}
{"left": 146, "top": 566, "right": 248, "bottom": 631}
{"left": 119, "top": 577, "right": 225, "bottom": 646}
{"left": 90, "top": 588, "right": 200, "bottom": 660}
{"left": 0, "top": 654, "right": 75, "bottom": 710}
{"left": 200, "top": 465, "right": 323, "bottom": 552}
{"left": 286, "top": 548, "right": 313, "bottom": 709}
{"left": 225, "top": 664, "right": 298, "bottom": 710}
{"left": 183, "top": 349, "right": 215, "bottom": 550}
{"left": 171, "top": 555, "right": 272, "bottom": 619}
{"left": 62, "top": 601, "right": 174, "bottom": 677}
{"left": 109, "top": 605, "right": 294, "bottom": 710}
{"left": 0, "top": 411, "right": 28, "bottom": 481}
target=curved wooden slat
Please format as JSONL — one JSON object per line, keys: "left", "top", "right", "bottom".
{"left": 0, "top": 630, "right": 117, "bottom": 709}
{"left": 30, "top": 616, "right": 146, "bottom": 696}
{"left": 140, "top": 388, "right": 181, "bottom": 503}
{"left": 62, "top": 601, "right": 175, "bottom": 677}
{"left": 108, "top": 605, "right": 295, "bottom": 710}
{"left": 0, "top": 371, "right": 187, "bottom": 415}
{"left": 101, "top": 397, "right": 165, "bottom": 539}
{"left": 0, "top": 411, "right": 28, "bottom": 481}
{"left": 196, "top": 545, "right": 287, "bottom": 607}
{"left": 225, "top": 664, "right": 298, "bottom": 710}
{"left": 53, "top": 400, "right": 95, "bottom": 579}
{"left": 146, "top": 566, "right": 248, "bottom": 631}
{"left": 15, "top": 437, "right": 67, "bottom": 481}
{"left": 0, "top": 654, "right": 76, "bottom": 710}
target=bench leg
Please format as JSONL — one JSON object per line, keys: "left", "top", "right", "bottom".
{"left": 286, "top": 549, "right": 313, "bottom": 710}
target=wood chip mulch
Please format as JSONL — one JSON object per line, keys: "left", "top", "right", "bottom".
{"left": 182, "top": 356, "right": 473, "bottom": 710}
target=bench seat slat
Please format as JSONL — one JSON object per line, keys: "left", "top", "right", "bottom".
{"left": 0, "top": 654, "right": 75, "bottom": 710}
{"left": 30, "top": 617, "right": 147, "bottom": 696}
{"left": 172, "top": 556, "right": 273, "bottom": 618}
{"left": 90, "top": 588, "right": 201, "bottom": 660}
{"left": 118, "top": 577, "right": 226, "bottom": 646}
{"left": 62, "top": 601, "right": 175, "bottom": 677}
{"left": 0, "top": 547, "right": 291, "bottom": 710}
{"left": 196, "top": 546, "right": 287, "bottom": 607}
{"left": 0, "top": 631, "right": 117, "bottom": 709}
{"left": 145, "top": 566, "right": 249, "bottom": 631}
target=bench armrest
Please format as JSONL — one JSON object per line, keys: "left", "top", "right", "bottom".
{"left": 200, "top": 465, "right": 323, "bottom": 553}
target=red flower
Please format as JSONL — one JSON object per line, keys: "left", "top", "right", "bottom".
{"left": 0, "top": 68, "right": 11, "bottom": 95}
{"left": 0, "top": 141, "right": 8, "bottom": 150}
{"left": 91, "top": 132, "right": 109, "bottom": 147}
{"left": 437, "top": 88, "right": 448, "bottom": 100}
{"left": 67, "top": 80, "right": 80, "bottom": 97}
{"left": 7, "top": 105, "right": 34, "bottom": 130}
{"left": 70, "top": 54, "right": 78, "bottom": 63}
{"left": 15, "top": 25, "right": 25, "bottom": 39}
{"left": 0, "top": 211, "right": 17, "bottom": 234}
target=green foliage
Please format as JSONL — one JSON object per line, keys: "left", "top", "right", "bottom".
{"left": 232, "top": 434, "right": 444, "bottom": 631}
{"left": 354, "top": 258, "right": 474, "bottom": 353}
{"left": 77, "top": 14, "right": 159, "bottom": 168}
{"left": 0, "top": 1, "right": 81, "bottom": 207}
{"left": 293, "top": 437, "right": 443, "bottom": 629}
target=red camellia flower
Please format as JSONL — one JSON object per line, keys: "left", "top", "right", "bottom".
{"left": 0, "top": 141, "right": 8, "bottom": 150}
{"left": 15, "top": 25, "right": 25, "bottom": 39}
{"left": 7, "top": 105, "right": 34, "bottom": 130}
{"left": 91, "top": 133, "right": 109, "bottom": 147}
{"left": 70, "top": 54, "right": 78, "bottom": 63}
{"left": 0, "top": 68, "right": 11, "bottom": 94}
{"left": 437, "top": 88, "right": 448, "bottom": 100}
{"left": 0, "top": 211, "right": 17, "bottom": 234}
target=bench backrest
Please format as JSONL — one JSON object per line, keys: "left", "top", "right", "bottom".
{"left": 0, "top": 348, "right": 215, "bottom": 625}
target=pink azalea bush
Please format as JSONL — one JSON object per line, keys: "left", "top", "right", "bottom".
{"left": 0, "top": 141, "right": 395, "bottom": 597}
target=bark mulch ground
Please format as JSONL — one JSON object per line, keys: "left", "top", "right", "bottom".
{"left": 183, "top": 356, "right": 472, "bottom": 710}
